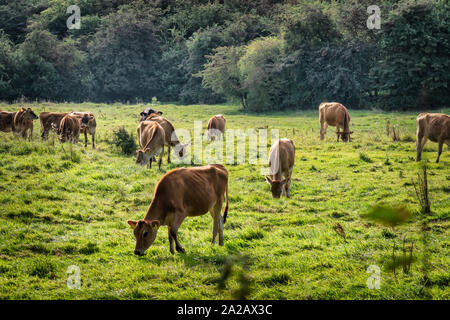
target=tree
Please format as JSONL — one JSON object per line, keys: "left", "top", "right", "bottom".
{"left": 86, "top": 9, "right": 162, "bottom": 102}
{"left": 199, "top": 46, "right": 247, "bottom": 108}
{"left": 375, "top": 1, "right": 450, "bottom": 109}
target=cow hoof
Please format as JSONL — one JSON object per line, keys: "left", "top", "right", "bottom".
{"left": 176, "top": 246, "right": 185, "bottom": 254}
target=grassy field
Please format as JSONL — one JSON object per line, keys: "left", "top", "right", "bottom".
{"left": 0, "top": 102, "right": 448, "bottom": 300}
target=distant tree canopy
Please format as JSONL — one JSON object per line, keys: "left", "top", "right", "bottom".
{"left": 0, "top": 0, "right": 448, "bottom": 111}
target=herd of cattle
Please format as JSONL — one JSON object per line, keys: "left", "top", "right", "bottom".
{"left": 0, "top": 103, "right": 448, "bottom": 255}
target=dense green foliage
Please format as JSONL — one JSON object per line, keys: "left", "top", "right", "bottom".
{"left": 0, "top": 102, "right": 448, "bottom": 299}
{"left": 0, "top": 0, "right": 448, "bottom": 110}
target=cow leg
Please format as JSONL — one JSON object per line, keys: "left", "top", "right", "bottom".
{"left": 84, "top": 131, "right": 88, "bottom": 148}
{"left": 158, "top": 146, "right": 164, "bottom": 170}
{"left": 320, "top": 122, "right": 328, "bottom": 140}
{"left": 92, "top": 133, "right": 95, "bottom": 149}
{"left": 210, "top": 202, "right": 223, "bottom": 246}
{"left": 168, "top": 227, "right": 175, "bottom": 254}
{"left": 286, "top": 169, "right": 293, "bottom": 198}
{"left": 416, "top": 135, "right": 427, "bottom": 161}
{"left": 436, "top": 140, "right": 443, "bottom": 163}
{"left": 148, "top": 157, "right": 152, "bottom": 169}
{"left": 170, "top": 214, "right": 186, "bottom": 253}
{"left": 167, "top": 145, "right": 171, "bottom": 163}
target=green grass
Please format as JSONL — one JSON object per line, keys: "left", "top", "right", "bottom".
{"left": 0, "top": 102, "right": 449, "bottom": 300}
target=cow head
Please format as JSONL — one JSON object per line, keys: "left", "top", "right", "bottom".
{"left": 337, "top": 131, "right": 354, "bottom": 142}
{"left": 136, "top": 149, "right": 152, "bottom": 166}
{"left": 23, "top": 108, "right": 38, "bottom": 121}
{"left": 139, "top": 109, "right": 163, "bottom": 122}
{"left": 80, "top": 114, "right": 90, "bottom": 128}
{"left": 265, "top": 176, "right": 286, "bottom": 198}
{"left": 127, "top": 219, "right": 160, "bottom": 256}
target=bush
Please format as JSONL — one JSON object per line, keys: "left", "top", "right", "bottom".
{"left": 112, "top": 127, "right": 137, "bottom": 155}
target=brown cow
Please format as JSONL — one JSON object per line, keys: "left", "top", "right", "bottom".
{"left": 69, "top": 112, "right": 97, "bottom": 149}
{"left": 145, "top": 113, "right": 187, "bottom": 163}
{"left": 2, "top": 107, "right": 39, "bottom": 140}
{"left": 319, "top": 102, "right": 353, "bottom": 142}
{"left": 136, "top": 120, "right": 166, "bottom": 169}
{"left": 265, "top": 138, "right": 295, "bottom": 198}
{"left": 59, "top": 114, "right": 80, "bottom": 144}
{"left": 39, "top": 112, "right": 67, "bottom": 139}
{"left": 0, "top": 111, "right": 16, "bottom": 133}
{"left": 207, "top": 114, "right": 226, "bottom": 141}
{"left": 127, "top": 164, "right": 229, "bottom": 255}
{"left": 416, "top": 113, "right": 450, "bottom": 163}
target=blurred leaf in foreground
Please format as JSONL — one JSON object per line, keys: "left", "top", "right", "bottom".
{"left": 363, "top": 206, "right": 412, "bottom": 227}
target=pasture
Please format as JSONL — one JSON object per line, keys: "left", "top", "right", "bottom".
{"left": 0, "top": 102, "right": 448, "bottom": 299}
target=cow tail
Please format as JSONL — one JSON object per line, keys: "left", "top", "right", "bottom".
{"left": 223, "top": 182, "right": 229, "bottom": 224}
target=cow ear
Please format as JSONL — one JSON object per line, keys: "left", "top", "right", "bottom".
{"left": 349, "top": 131, "right": 354, "bottom": 134}
{"left": 265, "top": 176, "right": 272, "bottom": 184}
{"left": 281, "top": 178, "right": 287, "bottom": 185}
{"left": 127, "top": 220, "right": 138, "bottom": 229}
{"left": 150, "top": 220, "right": 160, "bottom": 230}
{"left": 144, "top": 148, "right": 150, "bottom": 154}
{"left": 157, "top": 111, "right": 163, "bottom": 115}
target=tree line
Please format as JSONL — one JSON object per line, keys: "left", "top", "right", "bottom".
{"left": 0, "top": 0, "right": 449, "bottom": 111}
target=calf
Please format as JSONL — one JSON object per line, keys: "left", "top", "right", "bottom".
{"left": 265, "top": 138, "right": 295, "bottom": 198}
{"left": 136, "top": 120, "right": 166, "bottom": 169}
{"left": 207, "top": 114, "right": 226, "bottom": 141}
{"left": 69, "top": 112, "right": 97, "bottom": 149}
{"left": 11, "top": 107, "right": 39, "bottom": 140}
{"left": 416, "top": 113, "right": 450, "bottom": 163}
{"left": 59, "top": 114, "right": 80, "bottom": 144}
{"left": 127, "top": 164, "right": 229, "bottom": 255}
{"left": 145, "top": 113, "right": 187, "bottom": 163}
{"left": 319, "top": 102, "right": 353, "bottom": 142}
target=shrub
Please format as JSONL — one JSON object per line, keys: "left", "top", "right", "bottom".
{"left": 112, "top": 127, "right": 137, "bottom": 155}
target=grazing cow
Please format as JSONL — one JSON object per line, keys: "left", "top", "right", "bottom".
{"left": 69, "top": 112, "right": 97, "bottom": 149}
{"left": 207, "top": 114, "right": 226, "bottom": 141}
{"left": 145, "top": 113, "right": 187, "bottom": 163}
{"left": 319, "top": 102, "right": 353, "bottom": 142}
{"left": 127, "top": 164, "right": 229, "bottom": 255}
{"left": 265, "top": 138, "right": 295, "bottom": 198}
{"left": 4, "top": 107, "right": 39, "bottom": 140}
{"left": 136, "top": 120, "right": 166, "bottom": 169}
{"left": 416, "top": 113, "right": 450, "bottom": 163}
{"left": 39, "top": 112, "right": 67, "bottom": 139}
{"left": 59, "top": 114, "right": 80, "bottom": 144}
{"left": 139, "top": 108, "right": 163, "bottom": 122}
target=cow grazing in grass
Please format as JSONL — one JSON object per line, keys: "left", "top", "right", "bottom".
{"left": 0, "top": 107, "right": 39, "bottom": 140}
{"left": 319, "top": 102, "right": 353, "bottom": 142}
{"left": 207, "top": 114, "right": 226, "bottom": 141}
{"left": 265, "top": 138, "right": 295, "bottom": 198}
{"left": 136, "top": 120, "right": 166, "bottom": 169}
{"left": 139, "top": 108, "right": 163, "bottom": 122}
{"left": 145, "top": 113, "right": 187, "bottom": 163}
{"left": 416, "top": 113, "right": 450, "bottom": 163}
{"left": 69, "top": 112, "right": 97, "bottom": 149}
{"left": 39, "top": 112, "right": 67, "bottom": 139}
{"left": 59, "top": 114, "right": 80, "bottom": 144}
{"left": 127, "top": 164, "right": 229, "bottom": 255}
